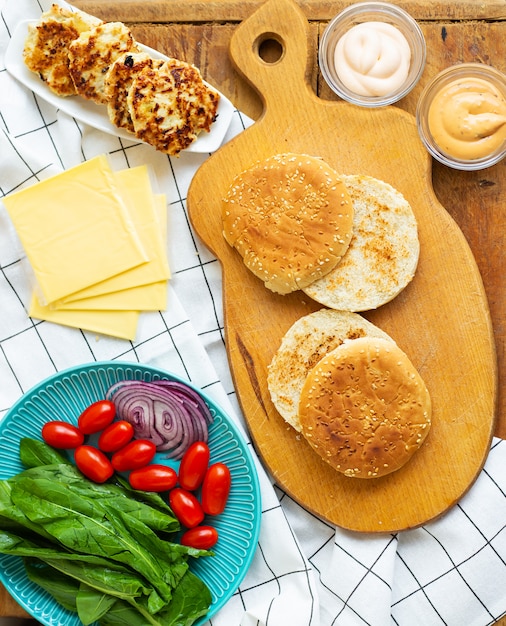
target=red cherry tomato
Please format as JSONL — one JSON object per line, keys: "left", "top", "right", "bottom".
{"left": 181, "top": 525, "right": 218, "bottom": 550}
{"left": 111, "top": 439, "right": 156, "bottom": 472}
{"left": 78, "top": 400, "right": 116, "bottom": 435}
{"left": 41, "top": 421, "right": 84, "bottom": 449}
{"left": 178, "top": 441, "right": 210, "bottom": 491}
{"left": 169, "top": 488, "right": 204, "bottom": 528}
{"left": 129, "top": 464, "right": 177, "bottom": 492}
{"left": 98, "top": 420, "right": 134, "bottom": 453}
{"left": 74, "top": 445, "right": 114, "bottom": 483}
{"left": 201, "top": 463, "right": 231, "bottom": 516}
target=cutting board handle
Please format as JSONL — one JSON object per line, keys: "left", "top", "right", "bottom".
{"left": 229, "top": 0, "right": 314, "bottom": 110}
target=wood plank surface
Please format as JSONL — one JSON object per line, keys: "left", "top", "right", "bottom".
{"left": 2, "top": 0, "right": 506, "bottom": 620}
{"left": 70, "top": 0, "right": 506, "bottom": 21}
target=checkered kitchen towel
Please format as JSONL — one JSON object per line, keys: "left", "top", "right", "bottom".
{"left": 2, "top": 1, "right": 506, "bottom": 624}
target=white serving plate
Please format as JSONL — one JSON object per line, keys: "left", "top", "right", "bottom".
{"left": 5, "top": 20, "right": 235, "bottom": 154}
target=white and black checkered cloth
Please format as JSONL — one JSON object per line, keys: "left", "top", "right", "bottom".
{"left": 1, "top": 1, "right": 506, "bottom": 624}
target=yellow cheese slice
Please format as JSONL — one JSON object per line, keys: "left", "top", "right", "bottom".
{"left": 3, "top": 155, "right": 149, "bottom": 304}
{"left": 58, "top": 167, "right": 170, "bottom": 304}
{"left": 54, "top": 195, "right": 169, "bottom": 311}
{"left": 55, "top": 280, "right": 168, "bottom": 311}
{"left": 29, "top": 295, "right": 140, "bottom": 340}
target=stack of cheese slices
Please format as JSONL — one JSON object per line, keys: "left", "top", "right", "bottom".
{"left": 3, "top": 155, "right": 170, "bottom": 340}
{"left": 23, "top": 4, "right": 220, "bottom": 155}
{"left": 222, "top": 153, "right": 431, "bottom": 479}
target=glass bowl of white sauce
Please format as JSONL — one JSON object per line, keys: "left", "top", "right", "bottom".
{"left": 319, "top": 1, "right": 426, "bottom": 107}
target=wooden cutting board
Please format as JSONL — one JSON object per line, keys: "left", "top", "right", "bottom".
{"left": 188, "top": 0, "right": 497, "bottom": 533}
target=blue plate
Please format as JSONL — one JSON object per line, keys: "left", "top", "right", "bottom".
{"left": 0, "top": 361, "right": 261, "bottom": 626}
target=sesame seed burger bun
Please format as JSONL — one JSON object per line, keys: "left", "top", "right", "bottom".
{"left": 267, "top": 309, "right": 395, "bottom": 432}
{"left": 302, "top": 174, "right": 419, "bottom": 311}
{"left": 222, "top": 154, "right": 354, "bottom": 294}
{"left": 298, "top": 336, "right": 431, "bottom": 479}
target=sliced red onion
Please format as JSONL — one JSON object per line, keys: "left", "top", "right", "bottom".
{"left": 106, "top": 380, "right": 213, "bottom": 460}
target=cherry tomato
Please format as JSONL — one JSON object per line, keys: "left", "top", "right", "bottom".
{"left": 74, "top": 445, "right": 114, "bottom": 483}
{"left": 201, "top": 462, "right": 231, "bottom": 516}
{"left": 98, "top": 420, "right": 134, "bottom": 453}
{"left": 169, "top": 487, "right": 204, "bottom": 528}
{"left": 181, "top": 525, "right": 218, "bottom": 550}
{"left": 178, "top": 441, "right": 210, "bottom": 491}
{"left": 111, "top": 439, "right": 156, "bottom": 472}
{"left": 78, "top": 400, "right": 116, "bottom": 435}
{"left": 129, "top": 464, "right": 177, "bottom": 492}
{"left": 41, "top": 421, "right": 84, "bottom": 449}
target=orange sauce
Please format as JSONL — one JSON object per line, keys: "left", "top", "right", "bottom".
{"left": 428, "top": 77, "right": 506, "bottom": 160}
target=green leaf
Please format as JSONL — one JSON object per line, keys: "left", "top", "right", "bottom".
{"left": 19, "top": 438, "right": 71, "bottom": 468}
{"left": 14, "top": 463, "right": 180, "bottom": 534}
{"left": 114, "top": 473, "right": 178, "bottom": 520}
{"left": 99, "top": 572, "right": 213, "bottom": 626}
{"left": 11, "top": 473, "right": 179, "bottom": 603}
{"left": 1, "top": 444, "right": 213, "bottom": 626}
{"left": 0, "top": 480, "right": 54, "bottom": 541}
{"left": 25, "top": 558, "right": 79, "bottom": 613}
{"left": 76, "top": 582, "right": 117, "bottom": 625}
{"left": 100, "top": 599, "right": 158, "bottom": 626}
{"left": 0, "top": 530, "right": 165, "bottom": 615}
{"left": 153, "top": 571, "right": 213, "bottom": 626}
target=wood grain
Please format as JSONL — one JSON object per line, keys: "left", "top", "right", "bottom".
{"left": 72, "top": 0, "right": 506, "bottom": 22}
{"left": 2, "top": 0, "right": 506, "bottom": 620}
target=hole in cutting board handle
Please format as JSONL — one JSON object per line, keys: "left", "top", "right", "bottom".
{"left": 255, "top": 33, "right": 284, "bottom": 64}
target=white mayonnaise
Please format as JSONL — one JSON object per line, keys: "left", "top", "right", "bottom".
{"left": 334, "top": 21, "right": 411, "bottom": 97}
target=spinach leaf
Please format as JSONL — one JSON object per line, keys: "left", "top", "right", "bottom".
{"left": 99, "top": 571, "right": 211, "bottom": 626}
{"left": 147, "top": 570, "right": 212, "bottom": 626}
{"left": 114, "top": 473, "right": 178, "bottom": 519}
{"left": 0, "top": 529, "right": 152, "bottom": 595}
{"left": 10, "top": 476, "right": 175, "bottom": 605}
{"left": 25, "top": 558, "right": 79, "bottom": 613}
{"left": 0, "top": 480, "right": 54, "bottom": 541}
{"left": 1, "top": 529, "right": 166, "bottom": 615}
{"left": 100, "top": 600, "right": 159, "bottom": 626}
{"left": 76, "top": 582, "right": 117, "bottom": 625}
{"left": 25, "top": 560, "right": 140, "bottom": 625}
{"left": 0, "top": 438, "right": 213, "bottom": 625}
{"left": 13, "top": 461, "right": 180, "bottom": 534}
{"left": 8, "top": 465, "right": 209, "bottom": 607}
{"left": 19, "top": 437, "right": 71, "bottom": 468}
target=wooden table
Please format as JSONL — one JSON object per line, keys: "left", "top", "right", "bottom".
{"left": 2, "top": 0, "right": 505, "bottom": 620}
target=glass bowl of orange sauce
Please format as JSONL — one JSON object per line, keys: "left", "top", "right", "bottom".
{"left": 319, "top": 2, "right": 426, "bottom": 107}
{"left": 416, "top": 63, "right": 506, "bottom": 170}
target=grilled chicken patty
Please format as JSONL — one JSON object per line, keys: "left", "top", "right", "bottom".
{"left": 104, "top": 51, "right": 162, "bottom": 132}
{"left": 68, "top": 21, "right": 140, "bottom": 104}
{"left": 23, "top": 4, "right": 102, "bottom": 96}
{"left": 127, "top": 59, "right": 220, "bottom": 155}
{"left": 23, "top": 8, "right": 221, "bottom": 154}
